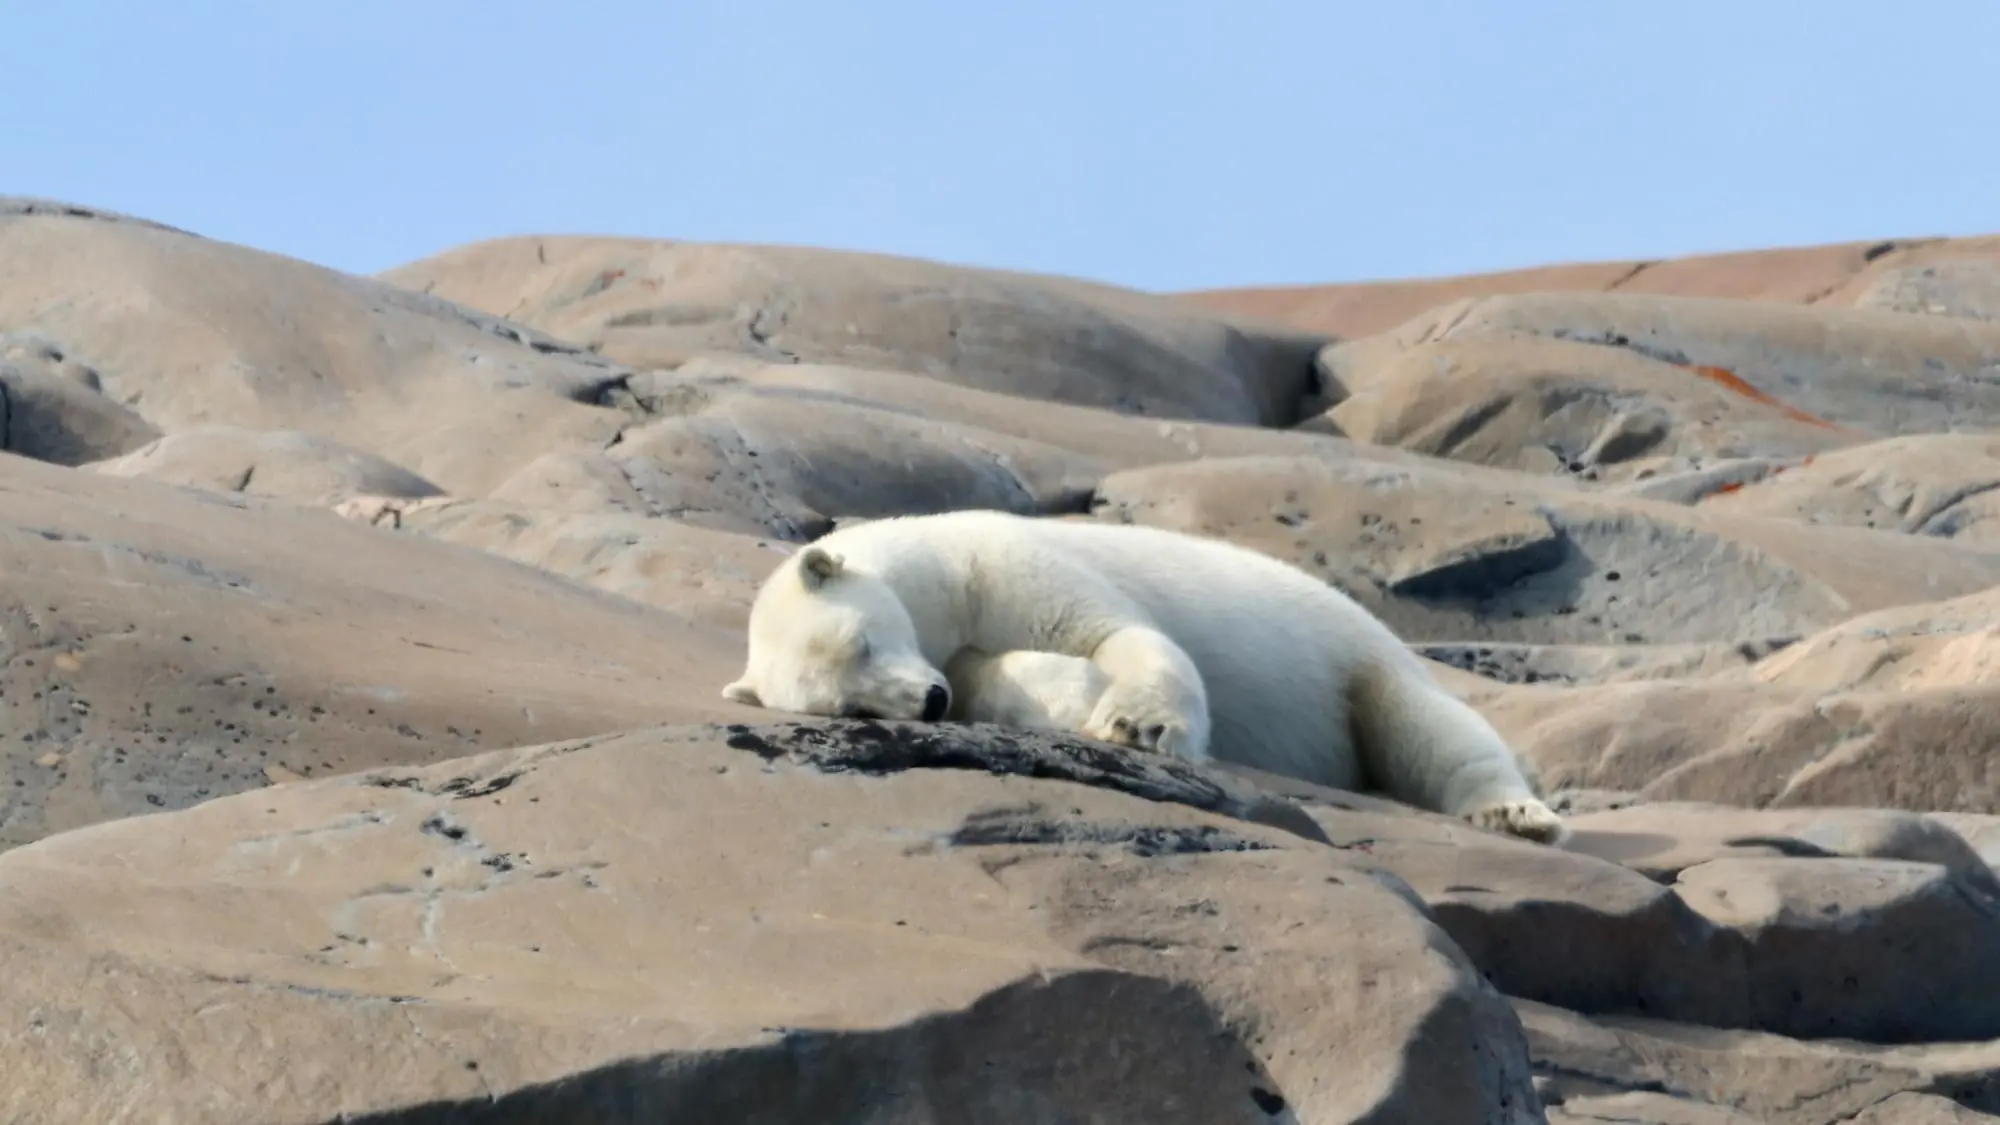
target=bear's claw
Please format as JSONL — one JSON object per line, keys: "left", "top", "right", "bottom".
{"left": 1084, "top": 691, "right": 1200, "bottom": 762}
{"left": 1467, "top": 797, "right": 1570, "bottom": 846}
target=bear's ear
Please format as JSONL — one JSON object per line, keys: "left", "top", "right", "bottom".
{"left": 722, "top": 679, "right": 763, "bottom": 706}
{"left": 798, "top": 546, "right": 845, "bottom": 589}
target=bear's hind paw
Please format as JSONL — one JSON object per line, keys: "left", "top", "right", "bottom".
{"left": 1467, "top": 797, "right": 1570, "bottom": 847}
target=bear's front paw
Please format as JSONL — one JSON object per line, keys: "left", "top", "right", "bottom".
{"left": 1082, "top": 688, "right": 1202, "bottom": 762}
{"left": 1465, "top": 797, "right": 1569, "bottom": 846}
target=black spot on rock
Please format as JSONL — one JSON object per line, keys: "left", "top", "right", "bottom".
{"left": 366, "top": 775, "right": 424, "bottom": 790}
{"left": 440, "top": 771, "right": 521, "bottom": 800}
{"left": 948, "top": 813, "right": 1277, "bottom": 857}
{"left": 420, "top": 815, "right": 468, "bottom": 843}
{"left": 1250, "top": 1087, "right": 1286, "bottom": 1115}
{"left": 725, "top": 729, "right": 783, "bottom": 762}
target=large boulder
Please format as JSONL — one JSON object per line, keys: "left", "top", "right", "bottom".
{"left": 1320, "top": 292, "right": 2000, "bottom": 436}
{"left": 1088, "top": 454, "right": 2000, "bottom": 646}
{"left": 0, "top": 721, "right": 1547, "bottom": 1124}
{"left": 0, "top": 199, "right": 632, "bottom": 494}
{"left": 0, "top": 450, "right": 744, "bottom": 850}
{"left": 87, "top": 424, "right": 445, "bottom": 507}
{"left": 381, "top": 235, "right": 1329, "bottom": 426}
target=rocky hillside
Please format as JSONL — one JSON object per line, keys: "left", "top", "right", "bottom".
{"left": 4, "top": 194, "right": 2000, "bottom": 1123}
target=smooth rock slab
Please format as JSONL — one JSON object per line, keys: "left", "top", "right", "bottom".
{"left": 1517, "top": 1000, "right": 2000, "bottom": 1125}
{"left": 382, "top": 236, "right": 1329, "bottom": 428}
{"left": 0, "top": 721, "right": 1546, "bottom": 1124}
{"left": 1088, "top": 454, "right": 2000, "bottom": 646}
{"left": 1674, "top": 856, "right": 2000, "bottom": 1043}
{"left": 0, "top": 333, "right": 160, "bottom": 465}
{"left": 0, "top": 450, "right": 745, "bottom": 850}
{"left": 1332, "top": 291, "right": 2000, "bottom": 435}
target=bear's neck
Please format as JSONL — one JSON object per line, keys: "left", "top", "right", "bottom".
{"left": 867, "top": 548, "right": 978, "bottom": 667}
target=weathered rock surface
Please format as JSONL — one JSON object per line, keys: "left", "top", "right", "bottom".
{"left": 1089, "top": 453, "right": 2000, "bottom": 645}
{"left": 0, "top": 204, "right": 632, "bottom": 495}
{"left": 1468, "top": 585, "right": 2000, "bottom": 812}
{"left": 0, "top": 450, "right": 743, "bottom": 849}
{"left": 333, "top": 493, "right": 789, "bottom": 629}
{"left": 9, "top": 197, "right": 2000, "bottom": 1119}
{"left": 1518, "top": 999, "right": 2000, "bottom": 1124}
{"left": 1178, "top": 233, "right": 2000, "bottom": 337}
{"left": 1698, "top": 434, "right": 2000, "bottom": 543}
{"left": 382, "top": 235, "right": 1329, "bottom": 427}
{"left": 88, "top": 424, "right": 445, "bottom": 506}
{"left": 0, "top": 331, "right": 162, "bottom": 465}
{"left": 1322, "top": 291, "right": 2000, "bottom": 436}
{"left": 1853, "top": 259, "right": 2000, "bottom": 321}
{"left": 1313, "top": 337, "right": 1847, "bottom": 481}
{"left": 0, "top": 721, "right": 1545, "bottom": 1124}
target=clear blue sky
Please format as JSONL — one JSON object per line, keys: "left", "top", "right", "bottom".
{"left": 9, "top": 1, "right": 1998, "bottom": 292}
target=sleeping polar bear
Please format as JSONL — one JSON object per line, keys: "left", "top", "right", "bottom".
{"left": 722, "top": 510, "right": 1566, "bottom": 844}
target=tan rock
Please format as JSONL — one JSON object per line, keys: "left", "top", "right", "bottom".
{"left": 1561, "top": 802, "right": 2000, "bottom": 893}
{"left": 0, "top": 721, "right": 1545, "bottom": 1124}
{"left": 579, "top": 388, "right": 1105, "bottom": 537}
{"left": 1747, "top": 586, "right": 2000, "bottom": 694}
{"left": 0, "top": 204, "right": 633, "bottom": 494}
{"left": 1089, "top": 454, "right": 2000, "bottom": 645}
{"left": 1699, "top": 434, "right": 2000, "bottom": 543}
{"left": 381, "top": 235, "right": 1329, "bottom": 427}
{"left": 489, "top": 360, "right": 1539, "bottom": 537}
{"left": 1481, "top": 673, "right": 2000, "bottom": 814}
{"left": 1926, "top": 812, "right": 2000, "bottom": 868}
{"left": 1416, "top": 638, "right": 1793, "bottom": 688}
{"left": 1467, "top": 584, "right": 2000, "bottom": 811}
{"left": 1178, "top": 233, "right": 2000, "bottom": 337}
{"left": 340, "top": 494, "right": 790, "bottom": 630}
{"left": 1545, "top": 1090, "right": 1768, "bottom": 1123}
{"left": 1328, "top": 291, "right": 2000, "bottom": 435}
{"left": 736, "top": 360, "right": 1397, "bottom": 469}
{"left": 0, "top": 449, "right": 744, "bottom": 850}
{"left": 1848, "top": 1093, "right": 2000, "bottom": 1123}
{"left": 1517, "top": 1000, "right": 2000, "bottom": 1125}
{"left": 1215, "top": 769, "right": 2000, "bottom": 1044}
{"left": 1852, "top": 260, "right": 2000, "bottom": 321}
{"left": 1609, "top": 457, "right": 1787, "bottom": 505}
{"left": 1279, "top": 787, "right": 1755, "bottom": 1032}
{"left": 87, "top": 424, "right": 445, "bottom": 506}
{"left": 0, "top": 331, "right": 161, "bottom": 465}
{"left": 1319, "top": 338, "right": 1846, "bottom": 480}
{"left": 1676, "top": 855, "right": 2000, "bottom": 1043}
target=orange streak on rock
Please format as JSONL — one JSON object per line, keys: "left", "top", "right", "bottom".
{"left": 1681, "top": 363, "right": 1848, "bottom": 432}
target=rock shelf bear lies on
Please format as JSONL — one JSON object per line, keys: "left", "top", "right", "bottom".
{"left": 723, "top": 510, "right": 1566, "bottom": 844}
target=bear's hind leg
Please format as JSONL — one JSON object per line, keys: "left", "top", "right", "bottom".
{"left": 1348, "top": 657, "right": 1568, "bottom": 846}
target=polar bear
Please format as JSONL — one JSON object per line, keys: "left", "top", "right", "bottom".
{"left": 943, "top": 648, "right": 1111, "bottom": 732}
{"left": 721, "top": 510, "right": 1566, "bottom": 844}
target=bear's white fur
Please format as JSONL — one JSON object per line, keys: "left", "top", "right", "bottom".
{"left": 723, "top": 510, "right": 1566, "bottom": 844}
{"left": 944, "top": 648, "right": 1111, "bottom": 732}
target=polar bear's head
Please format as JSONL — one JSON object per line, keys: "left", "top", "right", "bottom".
{"left": 723, "top": 545, "right": 953, "bottom": 722}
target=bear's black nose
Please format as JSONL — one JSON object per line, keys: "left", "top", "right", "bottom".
{"left": 922, "top": 683, "right": 950, "bottom": 722}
